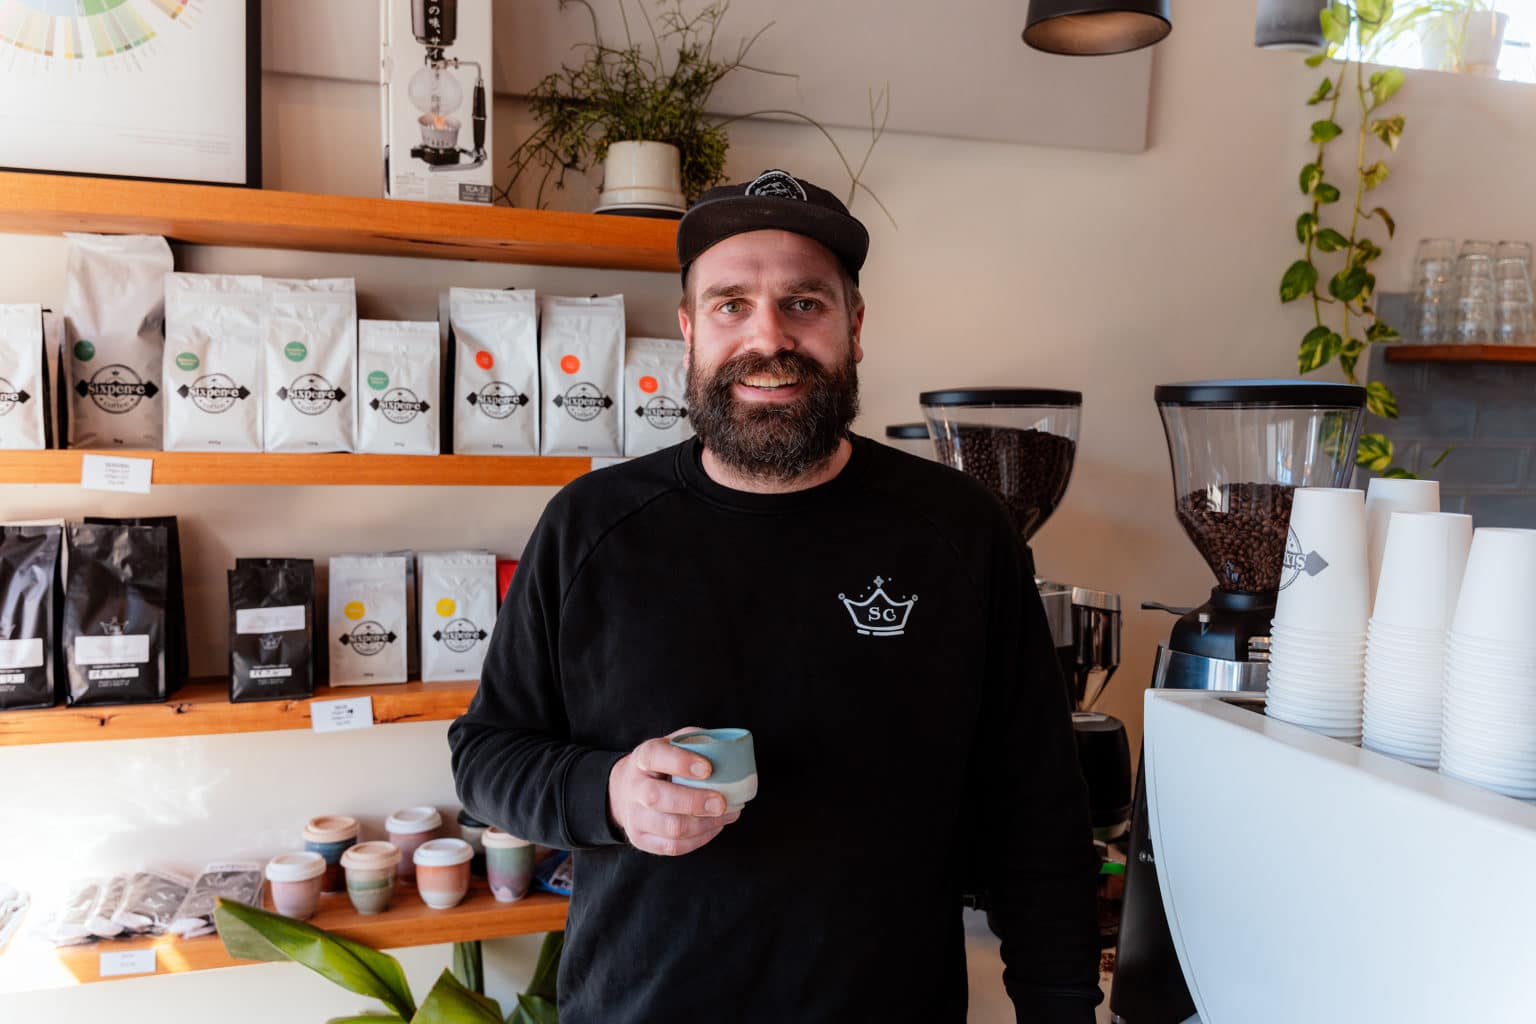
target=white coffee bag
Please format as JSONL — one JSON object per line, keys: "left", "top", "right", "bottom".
{"left": 357, "top": 320, "right": 440, "bottom": 456}
{"left": 63, "top": 233, "right": 173, "bottom": 449}
{"left": 418, "top": 551, "right": 496, "bottom": 682}
{"left": 328, "top": 555, "right": 408, "bottom": 686}
{"left": 540, "top": 295, "right": 624, "bottom": 456}
{"left": 264, "top": 279, "right": 357, "bottom": 453}
{"left": 162, "top": 274, "right": 264, "bottom": 452}
{"left": 0, "top": 304, "right": 49, "bottom": 450}
{"left": 450, "top": 288, "right": 539, "bottom": 455}
{"left": 624, "top": 337, "right": 692, "bottom": 457}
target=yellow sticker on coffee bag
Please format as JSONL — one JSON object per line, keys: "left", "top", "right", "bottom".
{"left": 436, "top": 598, "right": 456, "bottom": 618}
{"left": 344, "top": 601, "right": 366, "bottom": 621}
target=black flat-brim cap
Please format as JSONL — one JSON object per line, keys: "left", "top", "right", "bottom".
{"left": 677, "top": 169, "right": 870, "bottom": 286}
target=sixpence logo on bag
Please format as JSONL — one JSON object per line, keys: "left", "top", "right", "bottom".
{"left": 467, "top": 382, "right": 528, "bottom": 419}
{"left": 77, "top": 364, "right": 159, "bottom": 414}
{"left": 339, "top": 621, "right": 395, "bottom": 656}
{"left": 0, "top": 377, "right": 30, "bottom": 417}
{"left": 372, "top": 388, "right": 429, "bottom": 425}
{"left": 179, "top": 374, "right": 251, "bottom": 415}
{"left": 435, "top": 618, "right": 487, "bottom": 654}
{"left": 278, "top": 373, "right": 345, "bottom": 416}
{"left": 554, "top": 382, "right": 613, "bottom": 422}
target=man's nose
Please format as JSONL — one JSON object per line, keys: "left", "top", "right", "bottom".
{"left": 741, "top": 304, "right": 796, "bottom": 356}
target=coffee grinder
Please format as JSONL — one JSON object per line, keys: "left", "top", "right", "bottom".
{"left": 919, "top": 389, "right": 1132, "bottom": 873}
{"left": 1110, "top": 380, "right": 1365, "bottom": 1023}
{"left": 407, "top": 0, "right": 487, "bottom": 171}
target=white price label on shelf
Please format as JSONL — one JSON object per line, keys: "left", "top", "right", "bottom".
{"left": 311, "top": 696, "right": 374, "bottom": 734}
{"left": 99, "top": 949, "right": 156, "bottom": 977}
{"left": 80, "top": 454, "right": 153, "bottom": 494}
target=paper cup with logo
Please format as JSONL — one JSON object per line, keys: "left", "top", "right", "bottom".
{"left": 340, "top": 841, "right": 401, "bottom": 915}
{"left": 414, "top": 838, "right": 474, "bottom": 910}
{"left": 1450, "top": 528, "right": 1536, "bottom": 642}
{"left": 668, "top": 728, "right": 758, "bottom": 810}
{"left": 1365, "top": 477, "right": 1440, "bottom": 610}
{"left": 266, "top": 851, "right": 326, "bottom": 921}
{"left": 1370, "top": 511, "right": 1472, "bottom": 631}
{"left": 1273, "top": 488, "right": 1370, "bottom": 634}
{"left": 386, "top": 806, "right": 443, "bottom": 881}
{"left": 483, "top": 828, "right": 534, "bottom": 903}
{"left": 304, "top": 815, "right": 360, "bottom": 894}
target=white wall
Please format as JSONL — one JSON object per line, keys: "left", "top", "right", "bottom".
{"left": 4, "top": 1, "right": 1536, "bottom": 1020}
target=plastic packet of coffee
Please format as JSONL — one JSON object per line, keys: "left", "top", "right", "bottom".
{"left": 450, "top": 288, "right": 539, "bottom": 455}
{"left": 112, "top": 869, "right": 193, "bottom": 936}
{"left": 357, "top": 319, "right": 440, "bottom": 456}
{"left": 63, "top": 522, "right": 168, "bottom": 706}
{"left": 0, "top": 881, "right": 29, "bottom": 953}
{"left": 263, "top": 278, "right": 357, "bottom": 453}
{"left": 62, "top": 233, "right": 173, "bottom": 449}
{"left": 169, "top": 862, "right": 263, "bottom": 938}
{"left": 623, "top": 336, "right": 692, "bottom": 456}
{"left": 229, "top": 558, "right": 315, "bottom": 703}
{"left": 86, "top": 873, "right": 133, "bottom": 939}
{"left": 329, "top": 555, "right": 409, "bottom": 686}
{"left": 418, "top": 551, "right": 496, "bottom": 682}
{"left": 0, "top": 524, "right": 62, "bottom": 710}
{"left": 43, "top": 877, "right": 103, "bottom": 947}
{"left": 0, "top": 303, "right": 50, "bottom": 450}
{"left": 162, "top": 273, "right": 264, "bottom": 452}
{"left": 539, "top": 295, "right": 624, "bottom": 456}
{"left": 85, "top": 516, "right": 187, "bottom": 697}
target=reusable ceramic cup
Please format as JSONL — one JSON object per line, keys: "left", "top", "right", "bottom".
{"left": 1273, "top": 488, "right": 1370, "bottom": 634}
{"left": 1364, "top": 478, "right": 1440, "bottom": 609}
{"left": 304, "top": 815, "right": 360, "bottom": 894}
{"left": 266, "top": 852, "right": 326, "bottom": 921}
{"left": 1371, "top": 511, "right": 1472, "bottom": 631}
{"left": 483, "top": 828, "right": 534, "bottom": 903}
{"left": 457, "top": 809, "right": 489, "bottom": 877}
{"left": 341, "top": 841, "right": 401, "bottom": 915}
{"left": 386, "top": 807, "right": 443, "bottom": 881}
{"left": 413, "top": 838, "right": 473, "bottom": 910}
{"left": 668, "top": 728, "right": 758, "bottom": 810}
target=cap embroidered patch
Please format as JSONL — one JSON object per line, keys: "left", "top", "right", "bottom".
{"left": 745, "top": 169, "right": 807, "bottom": 201}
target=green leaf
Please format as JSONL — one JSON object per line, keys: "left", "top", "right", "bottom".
{"left": 1356, "top": 433, "right": 1394, "bottom": 471}
{"left": 1316, "top": 183, "right": 1341, "bottom": 203}
{"left": 526, "top": 932, "right": 563, "bottom": 1004}
{"left": 414, "top": 971, "right": 504, "bottom": 1024}
{"left": 1307, "top": 78, "right": 1334, "bottom": 105}
{"left": 1321, "top": 5, "right": 1349, "bottom": 45}
{"left": 1368, "top": 206, "right": 1396, "bottom": 238}
{"left": 1300, "top": 162, "right": 1322, "bottom": 195}
{"left": 1366, "top": 380, "right": 1400, "bottom": 419}
{"left": 1329, "top": 267, "right": 1367, "bottom": 302}
{"left": 1353, "top": 238, "right": 1383, "bottom": 267}
{"left": 1340, "top": 351, "right": 1359, "bottom": 379}
{"left": 1369, "top": 114, "right": 1405, "bottom": 151}
{"left": 1296, "top": 212, "right": 1319, "bottom": 243}
{"left": 1281, "top": 260, "right": 1319, "bottom": 303}
{"left": 215, "top": 899, "right": 417, "bottom": 1021}
{"left": 1341, "top": 338, "right": 1366, "bottom": 358}
{"left": 1299, "top": 326, "right": 1342, "bottom": 372}
{"left": 1367, "top": 319, "right": 1402, "bottom": 344}
{"left": 453, "top": 941, "right": 484, "bottom": 996}
{"left": 1311, "top": 119, "right": 1344, "bottom": 143}
{"left": 1315, "top": 228, "right": 1350, "bottom": 253}
{"left": 506, "top": 995, "right": 560, "bottom": 1024}
{"left": 1383, "top": 466, "right": 1417, "bottom": 479}
{"left": 1370, "top": 67, "right": 1406, "bottom": 107}
{"left": 326, "top": 1016, "right": 406, "bottom": 1024}
{"left": 1358, "top": 0, "right": 1387, "bottom": 26}
{"left": 1305, "top": 52, "right": 1328, "bottom": 67}
{"left": 1363, "top": 161, "right": 1390, "bottom": 190}
{"left": 1430, "top": 447, "right": 1452, "bottom": 470}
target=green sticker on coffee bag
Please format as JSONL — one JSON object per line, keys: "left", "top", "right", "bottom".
{"left": 284, "top": 341, "right": 308, "bottom": 363}
{"left": 368, "top": 371, "right": 389, "bottom": 391}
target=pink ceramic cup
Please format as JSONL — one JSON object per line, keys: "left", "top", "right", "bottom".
{"left": 386, "top": 806, "right": 443, "bottom": 881}
{"left": 413, "top": 838, "right": 474, "bottom": 910}
{"left": 266, "top": 852, "right": 327, "bottom": 921}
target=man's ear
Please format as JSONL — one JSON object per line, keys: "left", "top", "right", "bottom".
{"left": 850, "top": 303, "right": 866, "bottom": 364}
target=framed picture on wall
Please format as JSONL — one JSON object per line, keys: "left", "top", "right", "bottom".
{"left": 0, "top": 0, "right": 261, "bottom": 188}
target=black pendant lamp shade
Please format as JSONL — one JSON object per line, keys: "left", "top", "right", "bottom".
{"left": 1022, "top": 0, "right": 1172, "bottom": 56}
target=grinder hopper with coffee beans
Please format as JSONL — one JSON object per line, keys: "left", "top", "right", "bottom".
{"left": 1110, "top": 380, "right": 1366, "bottom": 1024}
{"left": 919, "top": 388, "right": 1129, "bottom": 922}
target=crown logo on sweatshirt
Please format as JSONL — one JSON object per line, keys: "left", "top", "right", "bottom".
{"left": 838, "top": 576, "right": 916, "bottom": 637}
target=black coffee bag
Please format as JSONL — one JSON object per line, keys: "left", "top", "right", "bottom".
{"left": 0, "top": 525, "right": 62, "bottom": 710}
{"left": 63, "top": 522, "right": 168, "bottom": 706}
{"left": 85, "top": 516, "right": 187, "bottom": 696}
{"left": 228, "top": 558, "right": 315, "bottom": 703}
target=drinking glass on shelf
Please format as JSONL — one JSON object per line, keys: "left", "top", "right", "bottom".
{"left": 1460, "top": 239, "right": 1496, "bottom": 259}
{"left": 1409, "top": 238, "right": 1456, "bottom": 343}
{"left": 1454, "top": 295, "right": 1496, "bottom": 344}
{"left": 1496, "top": 240, "right": 1532, "bottom": 271}
{"left": 1495, "top": 265, "right": 1535, "bottom": 345}
{"left": 1455, "top": 253, "right": 1497, "bottom": 302}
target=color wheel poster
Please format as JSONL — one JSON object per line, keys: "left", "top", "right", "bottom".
{"left": 0, "top": 0, "right": 255, "bottom": 185}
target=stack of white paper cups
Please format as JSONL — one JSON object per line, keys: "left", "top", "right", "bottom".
{"left": 1267, "top": 487, "right": 1370, "bottom": 741}
{"left": 1362, "top": 511, "right": 1472, "bottom": 767}
{"left": 1440, "top": 528, "right": 1536, "bottom": 798}
{"left": 1364, "top": 477, "right": 1440, "bottom": 613}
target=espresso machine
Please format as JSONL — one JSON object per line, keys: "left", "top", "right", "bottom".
{"left": 407, "top": 0, "right": 488, "bottom": 171}
{"left": 1110, "top": 380, "right": 1366, "bottom": 1023}
{"left": 917, "top": 389, "right": 1131, "bottom": 869}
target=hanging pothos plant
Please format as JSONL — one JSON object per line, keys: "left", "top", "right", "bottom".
{"left": 1280, "top": 0, "right": 1437, "bottom": 478}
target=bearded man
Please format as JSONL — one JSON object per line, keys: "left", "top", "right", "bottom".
{"left": 449, "top": 170, "right": 1101, "bottom": 1023}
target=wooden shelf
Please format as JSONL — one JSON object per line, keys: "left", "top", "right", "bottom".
{"left": 1384, "top": 344, "right": 1536, "bottom": 363}
{"left": 0, "top": 172, "right": 679, "bottom": 273}
{"left": 45, "top": 881, "right": 567, "bottom": 985}
{"left": 0, "top": 450, "right": 595, "bottom": 486}
{"left": 0, "top": 679, "right": 478, "bottom": 747}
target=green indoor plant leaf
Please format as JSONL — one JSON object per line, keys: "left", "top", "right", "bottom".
{"left": 1315, "top": 228, "right": 1350, "bottom": 253}
{"left": 1383, "top": 466, "right": 1417, "bottom": 479}
{"left": 1300, "top": 162, "right": 1322, "bottom": 195}
{"left": 1366, "top": 380, "right": 1400, "bottom": 418}
{"left": 1369, "top": 114, "right": 1405, "bottom": 150}
{"left": 1307, "top": 78, "right": 1334, "bottom": 105}
{"left": 326, "top": 1016, "right": 407, "bottom": 1024}
{"left": 215, "top": 899, "right": 417, "bottom": 1021}
{"left": 1363, "top": 161, "right": 1390, "bottom": 190}
{"left": 413, "top": 970, "right": 504, "bottom": 1024}
{"left": 1366, "top": 319, "right": 1402, "bottom": 344}
{"left": 1329, "top": 268, "right": 1366, "bottom": 302}
{"left": 526, "top": 931, "right": 563, "bottom": 1004}
{"left": 1298, "top": 326, "right": 1341, "bottom": 372}
{"left": 1310, "top": 119, "right": 1344, "bottom": 143}
{"left": 1430, "top": 447, "right": 1452, "bottom": 470}
{"left": 1340, "top": 351, "right": 1359, "bottom": 379}
{"left": 1296, "top": 211, "right": 1318, "bottom": 243}
{"left": 1281, "top": 260, "right": 1319, "bottom": 303}
{"left": 1320, "top": 5, "right": 1349, "bottom": 45}
{"left": 452, "top": 941, "right": 484, "bottom": 996}
{"left": 1315, "top": 182, "right": 1341, "bottom": 203}
{"left": 506, "top": 995, "right": 560, "bottom": 1024}
{"left": 1356, "top": 433, "right": 1395, "bottom": 471}
{"left": 1368, "top": 207, "right": 1396, "bottom": 238}
{"left": 1352, "top": 238, "right": 1383, "bottom": 267}
{"left": 1305, "top": 52, "right": 1328, "bottom": 67}
{"left": 1370, "top": 67, "right": 1406, "bottom": 106}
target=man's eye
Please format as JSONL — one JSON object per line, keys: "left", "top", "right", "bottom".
{"left": 718, "top": 300, "right": 743, "bottom": 314}
{"left": 789, "top": 299, "right": 820, "bottom": 313}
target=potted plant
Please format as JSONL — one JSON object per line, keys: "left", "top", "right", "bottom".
{"left": 507, "top": 0, "right": 888, "bottom": 218}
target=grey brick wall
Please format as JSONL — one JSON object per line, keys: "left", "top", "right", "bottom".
{"left": 1365, "top": 293, "right": 1536, "bottom": 525}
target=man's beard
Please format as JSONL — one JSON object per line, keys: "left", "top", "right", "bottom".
{"left": 686, "top": 342, "right": 860, "bottom": 482}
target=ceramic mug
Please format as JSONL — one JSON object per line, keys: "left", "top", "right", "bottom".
{"left": 668, "top": 728, "right": 757, "bottom": 810}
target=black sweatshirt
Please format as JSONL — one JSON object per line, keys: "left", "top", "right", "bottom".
{"left": 448, "top": 435, "right": 1101, "bottom": 1023}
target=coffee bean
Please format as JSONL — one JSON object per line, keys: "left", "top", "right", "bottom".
{"left": 933, "top": 425, "right": 1076, "bottom": 540}
{"left": 1175, "top": 483, "right": 1295, "bottom": 593}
